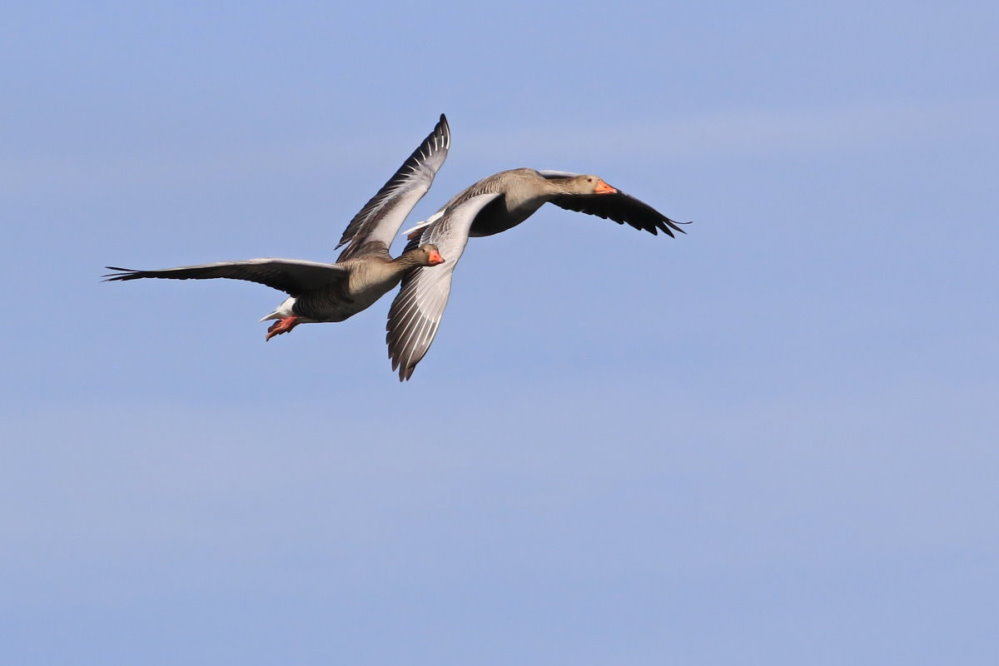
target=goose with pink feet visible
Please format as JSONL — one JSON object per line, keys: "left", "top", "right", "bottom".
{"left": 105, "top": 115, "right": 451, "bottom": 341}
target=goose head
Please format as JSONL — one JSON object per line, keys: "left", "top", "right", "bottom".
{"left": 412, "top": 243, "right": 445, "bottom": 266}
{"left": 557, "top": 174, "right": 618, "bottom": 195}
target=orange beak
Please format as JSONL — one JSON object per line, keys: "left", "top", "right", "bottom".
{"left": 428, "top": 250, "right": 445, "bottom": 265}
{"left": 594, "top": 179, "right": 617, "bottom": 195}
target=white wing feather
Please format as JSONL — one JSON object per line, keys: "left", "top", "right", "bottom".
{"left": 386, "top": 192, "right": 502, "bottom": 380}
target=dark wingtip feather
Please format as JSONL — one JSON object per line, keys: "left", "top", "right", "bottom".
{"left": 399, "top": 364, "right": 417, "bottom": 381}
{"left": 387, "top": 340, "right": 414, "bottom": 382}
{"left": 102, "top": 266, "right": 140, "bottom": 281}
{"left": 400, "top": 363, "right": 415, "bottom": 381}
{"left": 656, "top": 217, "right": 691, "bottom": 237}
{"left": 387, "top": 319, "right": 420, "bottom": 382}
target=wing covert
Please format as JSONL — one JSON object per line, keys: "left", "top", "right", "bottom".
{"left": 336, "top": 114, "right": 451, "bottom": 261}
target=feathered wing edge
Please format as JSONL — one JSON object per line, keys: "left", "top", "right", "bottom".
{"left": 335, "top": 114, "right": 451, "bottom": 261}
{"left": 538, "top": 169, "right": 690, "bottom": 237}
{"left": 385, "top": 193, "right": 502, "bottom": 381}
{"left": 103, "top": 258, "right": 348, "bottom": 296}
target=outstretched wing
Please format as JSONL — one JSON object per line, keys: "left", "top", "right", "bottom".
{"left": 539, "top": 169, "right": 688, "bottom": 237}
{"left": 385, "top": 192, "right": 502, "bottom": 381}
{"left": 103, "top": 258, "right": 348, "bottom": 296}
{"left": 335, "top": 114, "right": 451, "bottom": 261}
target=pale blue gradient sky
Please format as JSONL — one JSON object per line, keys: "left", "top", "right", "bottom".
{"left": 3, "top": 2, "right": 998, "bottom": 664}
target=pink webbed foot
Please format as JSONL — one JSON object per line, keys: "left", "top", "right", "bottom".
{"left": 265, "top": 316, "right": 300, "bottom": 341}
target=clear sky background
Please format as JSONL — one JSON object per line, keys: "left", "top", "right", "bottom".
{"left": 3, "top": 2, "right": 997, "bottom": 664}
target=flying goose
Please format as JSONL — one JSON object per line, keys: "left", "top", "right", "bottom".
{"left": 388, "top": 167, "right": 687, "bottom": 379}
{"left": 106, "top": 114, "right": 451, "bottom": 341}
{"left": 404, "top": 167, "right": 686, "bottom": 238}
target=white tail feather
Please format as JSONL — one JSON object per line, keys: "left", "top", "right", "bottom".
{"left": 401, "top": 208, "right": 445, "bottom": 238}
{"left": 259, "top": 297, "right": 296, "bottom": 322}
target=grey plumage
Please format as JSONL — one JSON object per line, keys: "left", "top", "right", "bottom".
{"left": 387, "top": 167, "right": 688, "bottom": 380}
{"left": 106, "top": 115, "right": 451, "bottom": 334}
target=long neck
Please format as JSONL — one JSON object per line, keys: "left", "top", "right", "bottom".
{"left": 348, "top": 251, "right": 424, "bottom": 295}
{"left": 545, "top": 175, "right": 591, "bottom": 197}
{"left": 392, "top": 248, "right": 429, "bottom": 269}
{"left": 504, "top": 171, "right": 566, "bottom": 210}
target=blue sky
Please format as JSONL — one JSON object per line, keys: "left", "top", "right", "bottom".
{"left": 3, "top": 2, "right": 998, "bottom": 664}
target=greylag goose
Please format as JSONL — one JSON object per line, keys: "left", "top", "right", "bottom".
{"left": 105, "top": 114, "right": 451, "bottom": 341}
{"left": 388, "top": 168, "right": 687, "bottom": 380}
{"left": 404, "top": 168, "right": 687, "bottom": 238}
